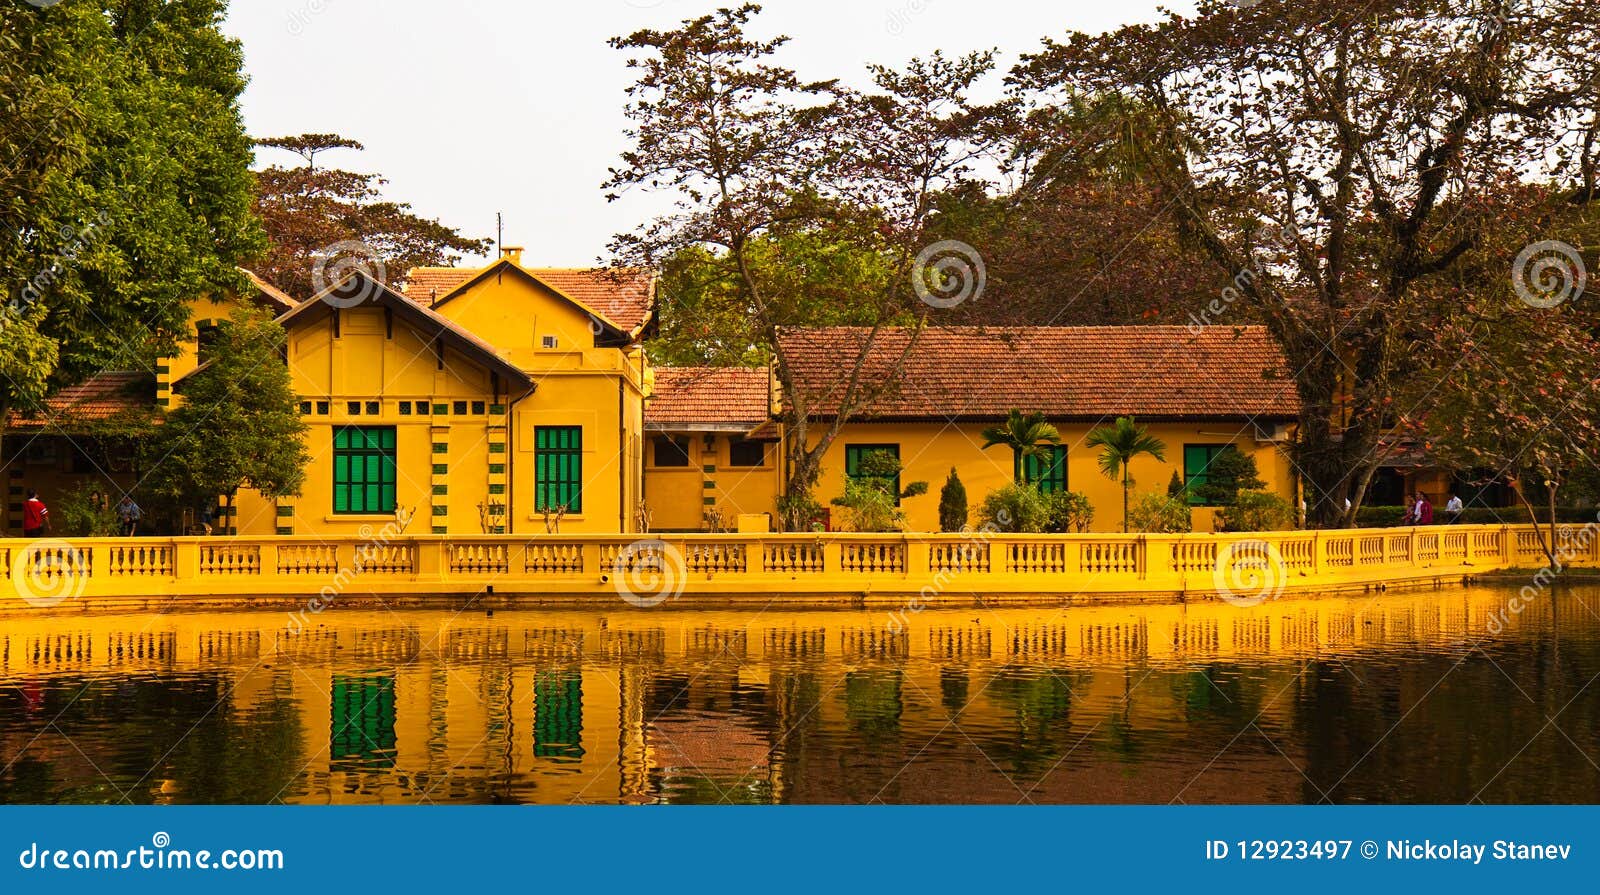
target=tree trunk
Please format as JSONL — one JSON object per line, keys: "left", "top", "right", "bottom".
{"left": 1121, "top": 467, "right": 1130, "bottom": 533}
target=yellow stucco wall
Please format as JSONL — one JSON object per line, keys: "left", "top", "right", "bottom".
{"left": 229, "top": 266, "right": 651, "bottom": 537}
{"left": 801, "top": 421, "right": 1297, "bottom": 533}
{"left": 643, "top": 433, "right": 782, "bottom": 531}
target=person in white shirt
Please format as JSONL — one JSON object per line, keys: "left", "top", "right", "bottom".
{"left": 1445, "top": 493, "right": 1464, "bottom": 524}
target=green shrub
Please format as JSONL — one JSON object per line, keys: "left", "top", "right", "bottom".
{"left": 832, "top": 479, "right": 904, "bottom": 532}
{"left": 55, "top": 483, "right": 120, "bottom": 537}
{"left": 1216, "top": 489, "right": 1295, "bottom": 532}
{"left": 977, "top": 483, "right": 1049, "bottom": 533}
{"left": 1127, "top": 492, "right": 1191, "bottom": 533}
{"left": 938, "top": 468, "right": 967, "bottom": 532}
{"left": 1044, "top": 490, "right": 1094, "bottom": 533}
{"left": 1192, "top": 447, "right": 1264, "bottom": 507}
{"left": 829, "top": 450, "right": 926, "bottom": 532}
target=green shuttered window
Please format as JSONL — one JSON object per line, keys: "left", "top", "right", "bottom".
{"left": 1021, "top": 446, "right": 1068, "bottom": 493}
{"left": 333, "top": 426, "right": 397, "bottom": 514}
{"left": 1183, "top": 444, "right": 1229, "bottom": 507}
{"left": 535, "top": 426, "right": 583, "bottom": 513}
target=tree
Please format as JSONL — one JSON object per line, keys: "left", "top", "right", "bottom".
{"left": 1417, "top": 283, "right": 1600, "bottom": 567}
{"left": 830, "top": 450, "right": 927, "bottom": 532}
{"left": 980, "top": 409, "right": 1062, "bottom": 485}
{"left": 1193, "top": 447, "right": 1266, "bottom": 509}
{"left": 253, "top": 133, "right": 490, "bottom": 297}
{"left": 938, "top": 467, "right": 968, "bottom": 532}
{"left": 606, "top": 4, "right": 1002, "bottom": 529}
{"left": 1086, "top": 416, "right": 1167, "bottom": 532}
{"left": 1018, "top": 0, "right": 1600, "bottom": 526}
{"left": 2, "top": 0, "right": 263, "bottom": 501}
{"left": 145, "top": 307, "right": 309, "bottom": 529}
{"left": 926, "top": 94, "right": 1228, "bottom": 327}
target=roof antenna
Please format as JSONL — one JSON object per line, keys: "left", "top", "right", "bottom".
{"left": 495, "top": 211, "right": 503, "bottom": 261}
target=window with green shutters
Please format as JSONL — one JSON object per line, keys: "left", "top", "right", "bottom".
{"left": 1020, "top": 445, "right": 1068, "bottom": 493}
{"left": 1183, "top": 444, "right": 1229, "bottom": 506}
{"left": 845, "top": 444, "right": 900, "bottom": 499}
{"left": 333, "top": 426, "right": 397, "bottom": 514}
{"left": 535, "top": 426, "right": 583, "bottom": 513}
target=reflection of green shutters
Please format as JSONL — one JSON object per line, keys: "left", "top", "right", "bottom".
{"left": 333, "top": 426, "right": 397, "bottom": 514}
{"left": 1183, "top": 444, "right": 1228, "bottom": 506}
{"left": 845, "top": 444, "right": 900, "bottom": 495}
{"left": 330, "top": 674, "right": 397, "bottom": 769}
{"left": 1020, "top": 446, "right": 1068, "bottom": 493}
{"left": 534, "top": 670, "right": 585, "bottom": 761}
{"left": 535, "top": 426, "right": 583, "bottom": 513}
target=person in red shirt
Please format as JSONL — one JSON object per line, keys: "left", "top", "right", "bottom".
{"left": 22, "top": 489, "right": 49, "bottom": 537}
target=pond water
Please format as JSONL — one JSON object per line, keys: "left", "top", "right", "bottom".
{"left": 2, "top": 584, "right": 1598, "bottom": 804}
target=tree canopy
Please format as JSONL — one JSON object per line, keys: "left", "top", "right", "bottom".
{"left": 1, "top": 0, "right": 263, "bottom": 423}
{"left": 252, "top": 132, "right": 490, "bottom": 298}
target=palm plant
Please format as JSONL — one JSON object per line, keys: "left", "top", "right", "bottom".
{"left": 981, "top": 410, "right": 1062, "bottom": 486}
{"left": 1086, "top": 416, "right": 1167, "bottom": 532}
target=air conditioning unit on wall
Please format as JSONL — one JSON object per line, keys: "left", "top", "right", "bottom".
{"left": 1252, "top": 422, "right": 1292, "bottom": 443}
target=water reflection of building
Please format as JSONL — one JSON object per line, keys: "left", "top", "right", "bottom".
{"left": 0, "top": 588, "right": 1590, "bottom": 804}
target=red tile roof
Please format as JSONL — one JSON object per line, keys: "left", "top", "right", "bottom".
{"left": 775, "top": 326, "right": 1300, "bottom": 421}
{"left": 647, "top": 366, "right": 771, "bottom": 430}
{"left": 401, "top": 267, "right": 474, "bottom": 307}
{"left": 404, "top": 263, "right": 656, "bottom": 333}
{"left": 6, "top": 372, "right": 155, "bottom": 429}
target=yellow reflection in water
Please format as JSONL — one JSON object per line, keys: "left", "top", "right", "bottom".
{"left": 0, "top": 584, "right": 1586, "bottom": 804}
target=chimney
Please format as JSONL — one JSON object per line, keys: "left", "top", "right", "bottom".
{"left": 500, "top": 245, "right": 524, "bottom": 265}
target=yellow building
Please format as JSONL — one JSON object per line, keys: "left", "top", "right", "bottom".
{"left": 769, "top": 325, "right": 1302, "bottom": 533}
{"left": 175, "top": 250, "right": 656, "bottom": 537}
{"left": 14, "top": 257, "right": 1484, "bottom": 538}
{"left": 642, "top": 367, "right": 781, "bottom": 531}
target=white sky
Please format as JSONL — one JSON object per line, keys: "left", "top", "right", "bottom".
{"left": 223, "top": 0, "right": 1195, "bottom": 267}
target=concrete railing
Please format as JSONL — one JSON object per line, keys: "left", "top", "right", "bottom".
{"left": 0, "top": 524, "right": 1589, "bottom": 609}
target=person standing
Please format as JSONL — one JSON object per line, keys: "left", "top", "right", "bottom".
{"left": 22, "top": 490, "right": 50, "bottom": 537}
{"left": 116, "top": 495, "right": 143, "bottom": 537}
{"left": 1445, "top": 493, "right": 1464, "bottom": 524}
{"left": 1417, "top": 492, "right": 1434, "bottom": 525}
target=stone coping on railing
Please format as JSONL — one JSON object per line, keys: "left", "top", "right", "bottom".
{"left": 0, "top": 524, "right": 1589, "bottom": 609}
